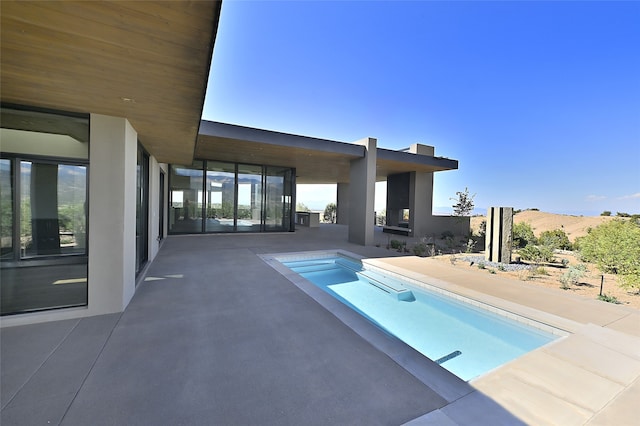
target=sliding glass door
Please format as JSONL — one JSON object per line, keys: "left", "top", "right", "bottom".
{"left": 205, "top": 162, "right": 235, "bottom": 232}
{"left": 236, "top": 164, "right": 263, "bottom": 233}
{"left": 169, "top": 161, "right": 294, "bottom": 234}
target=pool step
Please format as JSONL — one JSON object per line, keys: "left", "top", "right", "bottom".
{"left": 435, "top": 350, "right": 462, "bottom": 365}
{"left": 356, "top": 271, "right": 415, "bottom": 301}
{"left": 290, "top": 263, "right": 342, "bottom": 274}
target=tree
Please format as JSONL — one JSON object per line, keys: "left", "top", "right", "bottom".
{"left": 577, "top": 219, "right": 640, "bottom": 291}
{"left": 450, "top": 187, "right": 475, "bottom": 217}
{"left": 513, "top": 222, "right": 536, "bottom": 248}
{"left": 296, "top": 202, "right": 310, "bottom": 212}
{"left": 538, "top": 229, "right": 572, "bottom": 250}
{"left": 323, "top": 203, "right": 337, "bottom": 223}
{"left": 601, "top": 211, "right": 612, "bottom": 216}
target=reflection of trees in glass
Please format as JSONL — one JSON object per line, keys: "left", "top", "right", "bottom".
{"left": 207, "top": 202, "right": 234, "bottom": 219}
{"left": 0, "top": 159, "right": 12, "bottom": 256}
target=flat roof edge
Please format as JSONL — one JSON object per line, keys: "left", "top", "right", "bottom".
{"left": 199, "top": 120, "right": 365, "bottom": 157}
{"left": 377, "top": 147, "right": 459, "bottom": 170}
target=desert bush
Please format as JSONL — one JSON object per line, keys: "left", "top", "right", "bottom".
{"left": 513, "top": 222, "right": 536, "bottom": 248}
{"left": 519, "top": 244, "right": 555, "bottom": 264}
{"left": 465, "top": 238, "right": 477, "bottom": 253}
{"left": 601, "top": 211, "right": 612, "bottom": 216}
{"left": 412, "top": 243, "right": 427, "bottom": 257}
{"left": 440, "top": 230, "right": 454, "bottom": 240}
{"left": 598, "top": 294, "right": 620, "bottom": 304}
{"left": 577, "top": 219, "right": 640, "bottom": 291}
{"left": 390, "top": 239, "right": 403, "bottom": 250}
{"left": 478, "top": 220, "right": 486, "bottom": 237}
{"left": 538, "top": 229, "right": 572, "bottom": 250}
{"left": 559, "top": 265, "right": 588, "bottom": 289}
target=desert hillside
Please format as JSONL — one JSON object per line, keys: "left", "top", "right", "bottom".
{"left": 470, "top": 210, "right": 617, "bottom": 242}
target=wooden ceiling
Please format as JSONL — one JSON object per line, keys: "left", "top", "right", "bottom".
{"left": 195, "top": 134, "right": 362, "bottom": 184}
{"left": 1, "top": 0, "right": 221, "bottom": 164}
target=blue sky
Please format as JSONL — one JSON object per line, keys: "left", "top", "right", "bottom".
{"left": 203, "top": 0, "right": 640, "bottom": 216}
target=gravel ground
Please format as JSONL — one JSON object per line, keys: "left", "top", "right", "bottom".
{"left": 457, "top": 255, "right": 532, "bottom": 271}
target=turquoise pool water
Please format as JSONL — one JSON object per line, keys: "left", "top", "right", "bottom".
{"left": 282, "top": 256, "right": 558, "bottom": 381}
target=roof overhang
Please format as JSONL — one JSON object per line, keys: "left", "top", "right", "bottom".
{"left": 376, "top": 148, "right": 458, "bottom": 180}
{"left": 0, "top": 0, "right": 222, "bottom": 164}
{"left": 196, "top": 121, "right": 458, "bottom": 184}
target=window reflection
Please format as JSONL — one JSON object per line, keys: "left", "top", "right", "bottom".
{"left": 0, "top": 159, "right": 12, "bottom": 259}
{"left": 19, "top": 161, "right": 87, "bottom": 257}
{"left": 206, "top": 162, "right": 235, "bottom": 232}
{"left": 169, "top": 162, "right": 294, "bottom": 234}
{"left": 237, "top": 164, "right": 263, "bottom": 232}
{"left": 1, "top": 107, "right": 88, "bottom": 315}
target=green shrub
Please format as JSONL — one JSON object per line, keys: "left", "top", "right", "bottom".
{"left": 538, "top": 229, "right": 572, "bottom": 250}
{"left": 559, "top": 265, "right": 587, "bottom": 289}
{"left": 513, "top": 222, "right": 536, "bottom": 248}
{"left": 465, "top": 238, "right": 477, "bottom": 253}
{"left": 598, "top": 294, "right": 620, "bottom": 304}
{"left": 519, "top": 244, "right": 555, "bottom": 264}
{"left": 440, "top": 230, "right": 454, "bottom": 240}
{"left": 412, "top": 243, "right": 427, "bottom": 257}
{"left": 478, "top": 220, "right": 486, "bottom": 237}
{"left": 601, "top": 211, "right": 612, "bottom": 216}
{"left": 578, "top": 219, "right": 640, "bottom": 291}
{"left": 390, "top": 239, "right": 403, "bottom": 250}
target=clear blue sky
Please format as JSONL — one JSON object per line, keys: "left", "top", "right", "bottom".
{"left": 203, "top": 0, "right": 640, "bottom": 216}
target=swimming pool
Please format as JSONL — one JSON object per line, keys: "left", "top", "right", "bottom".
{"left": 279, "top": 254, "right": 560, "bottom": 381}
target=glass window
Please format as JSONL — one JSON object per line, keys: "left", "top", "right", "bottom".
{"left": 237, "top": 164, "right": 263, "bottom": 232}
{"left": 136, "top": 146, "right": 149, "bottom": 275}
{"left": 169, "top": 162, "right": 204, "bottom": 233}
{"left": 168, "top": 161, "right": 294, "bottom": 235}
{"left": 1, "top": 107, "right": 89, "bottom": 315}
{"left": 0, "top": 159, "right": 12, "bottom": 259}
{"left": 19, "top": 161, "right": 87, "bottom": 257}
{"left": 206, "top": 162, "right": 235, "bottom": 232}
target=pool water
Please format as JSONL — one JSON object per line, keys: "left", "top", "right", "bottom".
{"left": 282, "top": 256, "right": 558, "bottom": 381}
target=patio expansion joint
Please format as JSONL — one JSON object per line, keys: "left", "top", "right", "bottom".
{"left": 57, "top": 312, "right": 124, "bottom": 424}
{"left": 585, "top": 375, "right": 640, "bottom": 425}
{"left": 1, "top": 319, "right": 81, "bottom": 411}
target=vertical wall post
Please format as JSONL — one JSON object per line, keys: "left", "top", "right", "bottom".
{"left": 336, "top": 183, "right": 350, "bottom": 225}
{"left": 348, "top": 137, "right": 377, "bottom": 245}
{"left": 485, "top": 207, "right": 514, "bottom": 263}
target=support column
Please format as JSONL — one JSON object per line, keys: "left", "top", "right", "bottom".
{"left": 348, "top": 137, "right": 377, "bottom": 245}
{"left": 89, "top": 114, "right": 137, "bottom": 314}
{"left": 408, "top": 144, "right": 434, "bottom": 238}
{"left": 336, "top": 183, "right": 350, "bottom": 225}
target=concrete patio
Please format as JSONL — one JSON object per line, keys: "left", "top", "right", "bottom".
{"left": 2, "top": 225, "right": 639, "bottom": 425}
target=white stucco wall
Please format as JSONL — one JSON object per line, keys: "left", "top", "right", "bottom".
{"left": 88, "top": 114, "right": 137, "bottom": 314}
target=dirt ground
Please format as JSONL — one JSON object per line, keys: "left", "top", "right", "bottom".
{"left": 470, "top": 210, "right": 617, "bottom": 242}
{"left": 433, "top": 250, "right": 640, "bottom": 309}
